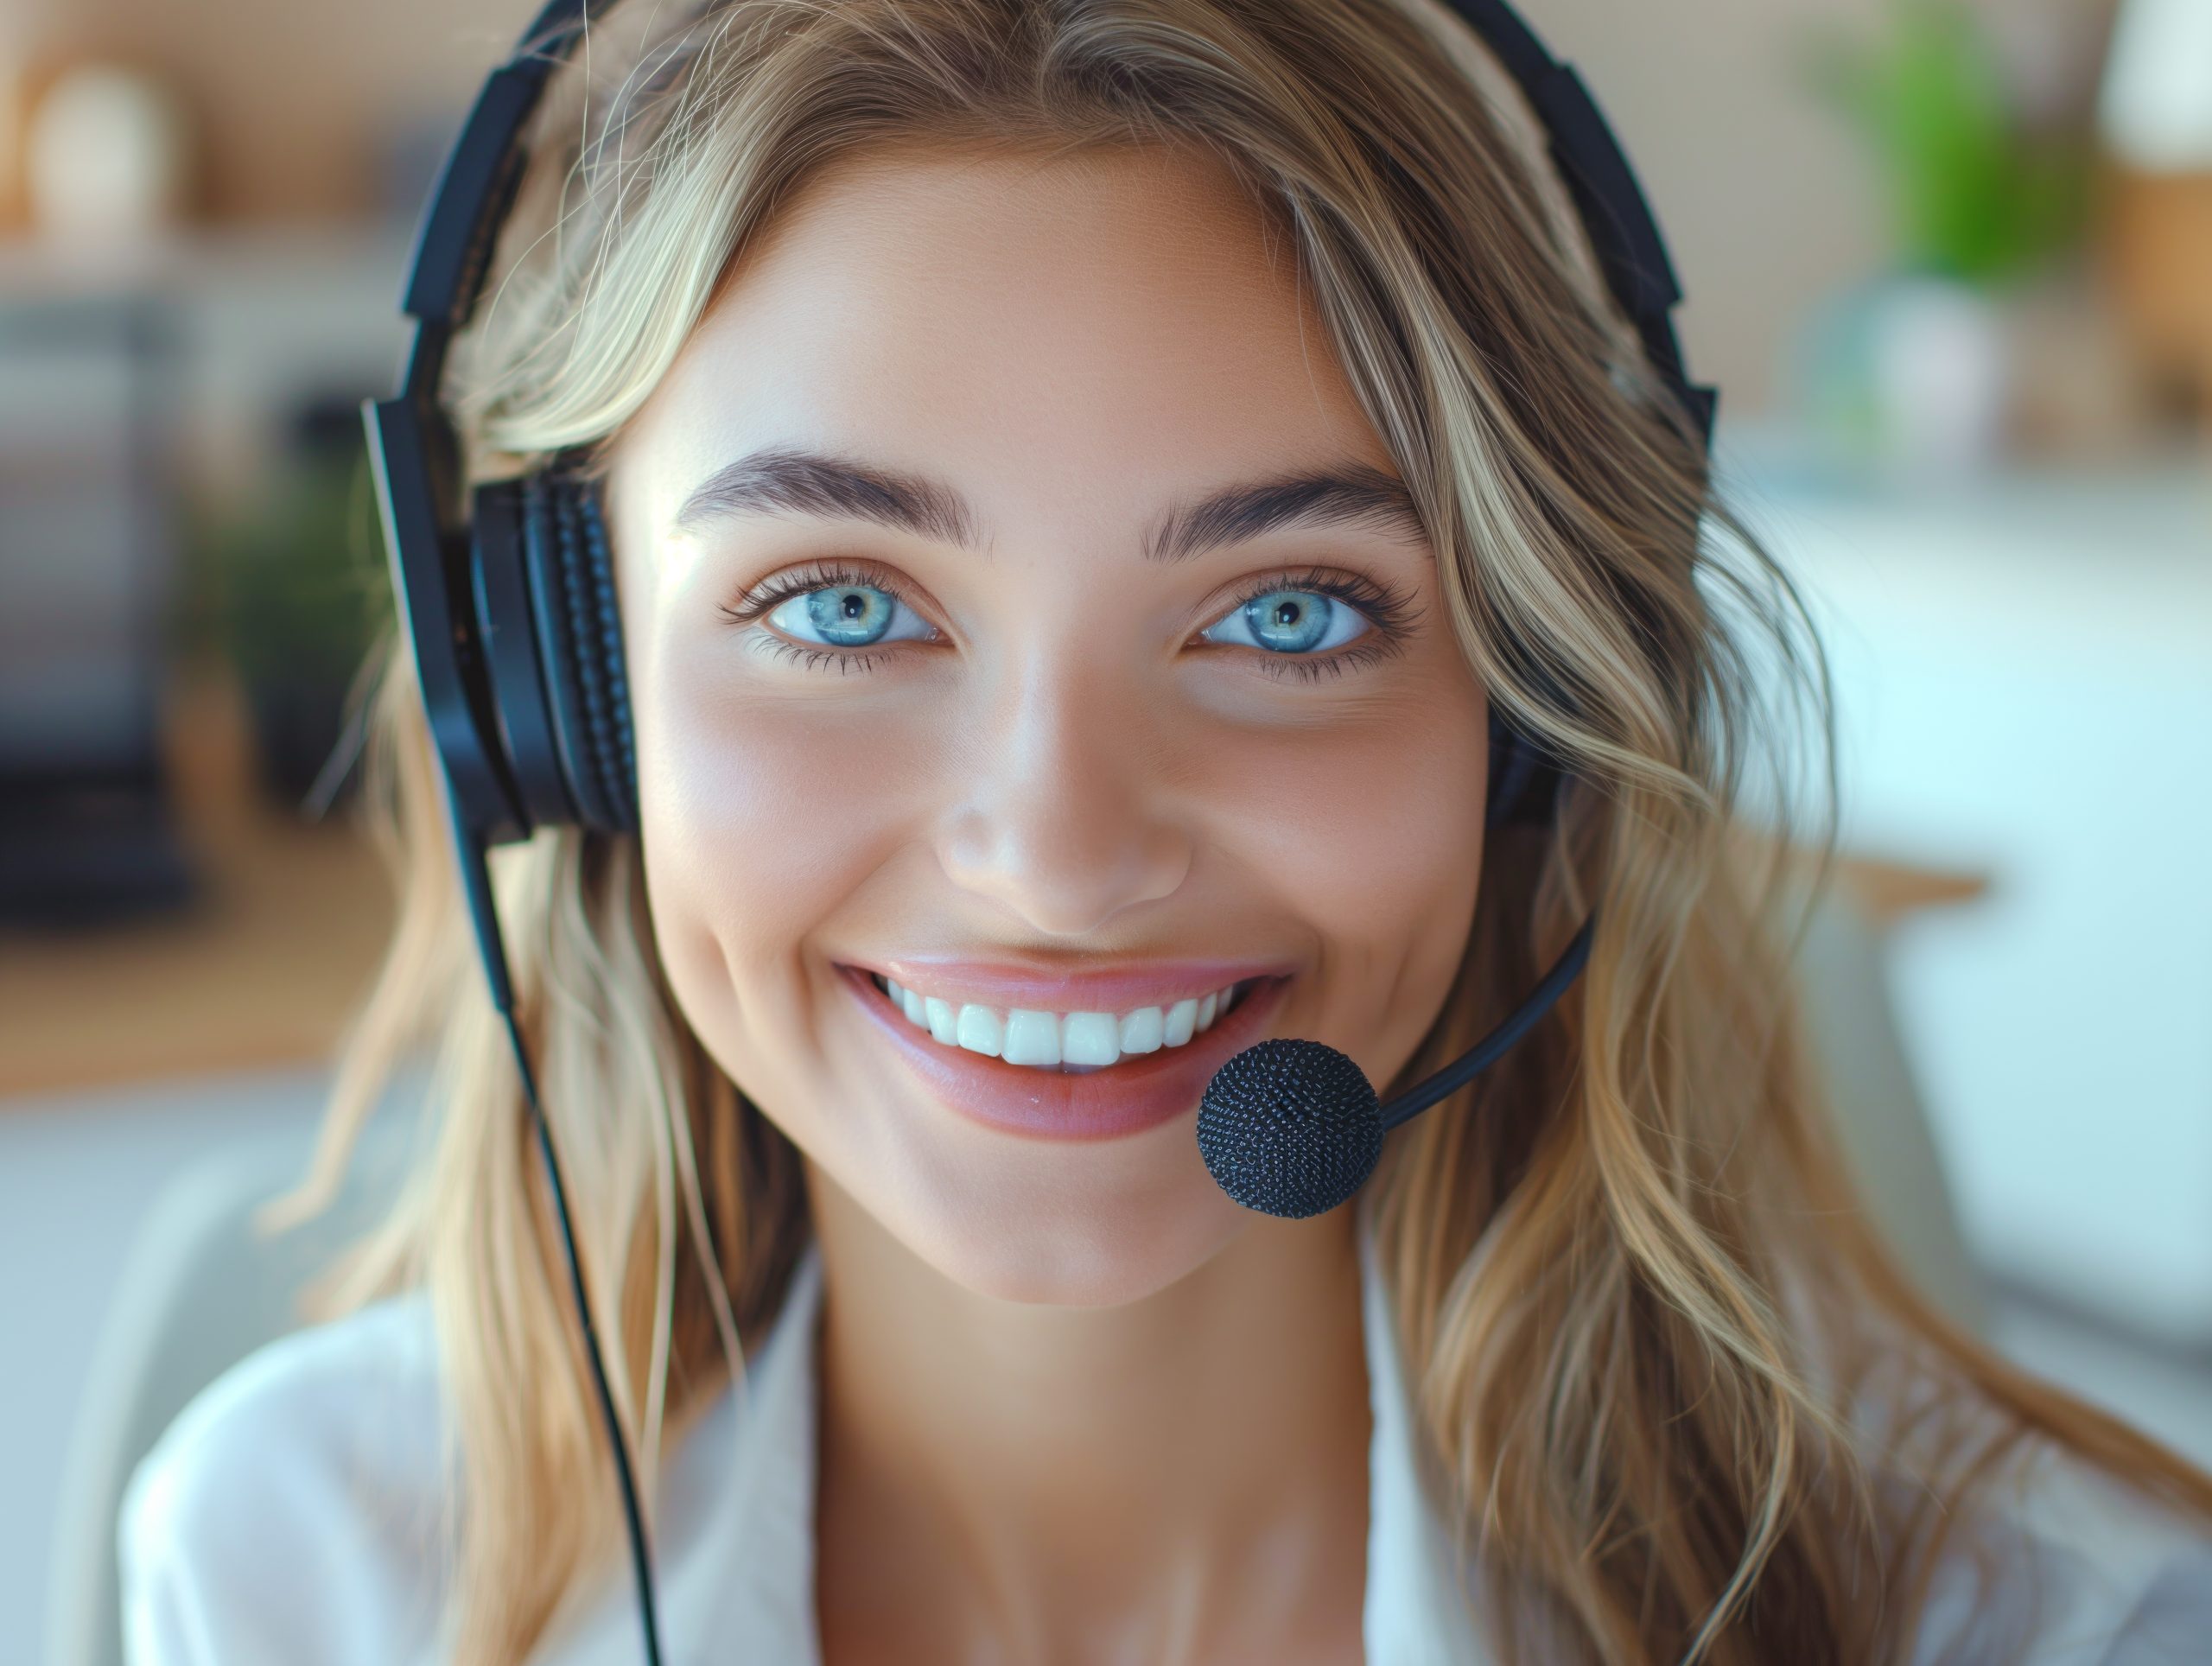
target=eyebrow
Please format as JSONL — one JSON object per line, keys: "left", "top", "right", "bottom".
{"left": 668, "top": 446, "right": 1430, "bottom": 564}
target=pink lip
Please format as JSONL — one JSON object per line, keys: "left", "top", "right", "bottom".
{"left": 836, "top": 963, "right": 1294, "bottom": 1142}
{"left": 856, "top": 956, "right": 1296, "bottom": 1015}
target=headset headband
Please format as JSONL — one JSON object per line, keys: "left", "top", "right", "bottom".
{"left": 365, "top": 0, "right": 1716, "bottom": 849}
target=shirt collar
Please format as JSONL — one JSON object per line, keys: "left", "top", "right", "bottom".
{"left": 565, "top": 1199, "right": 1486, "bottom": 1664}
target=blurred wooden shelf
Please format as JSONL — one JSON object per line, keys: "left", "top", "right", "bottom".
{"left": 0, "top": 668, "right": 394, "bottom": 1101}
{"left": 1831, "top": 852, "right": 1988, "bottom": 930}
{"left": 0, "top": 221, "right": 413, "bottom": 302}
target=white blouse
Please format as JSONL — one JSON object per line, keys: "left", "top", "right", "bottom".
{"left": 121, "top": 1204, "right": 2212, "bottom": 1664}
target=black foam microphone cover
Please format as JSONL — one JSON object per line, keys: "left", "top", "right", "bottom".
{"left": 1198, "top": 1039, "right": 1382, "bottom": 1219}
{"left": 1198, "top": 914, "right": 1596, "bottom": 1219}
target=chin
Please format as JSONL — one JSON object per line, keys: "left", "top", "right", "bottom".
{"left": 860, "top": 1143, "right": 1253, "bottom": 1307}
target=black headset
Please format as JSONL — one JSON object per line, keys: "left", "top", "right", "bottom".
{"left": 362, "top": 3, "right": 1713, "bottom": 1661}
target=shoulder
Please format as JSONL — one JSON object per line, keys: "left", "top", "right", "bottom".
{"left": 1907, "top": 1431, "right": 2212, "bottom": 1664}
{"left": 119, "top": 1292, "right": 453, "bottom": 1666}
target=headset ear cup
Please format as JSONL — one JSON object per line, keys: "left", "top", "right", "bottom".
{"left": 469, "top": 476, "right": 577, "bottom": 831}
{"left": 519, "top": 469, "right": 639, "bottom": 836}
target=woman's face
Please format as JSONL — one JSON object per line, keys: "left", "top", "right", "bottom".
{"left": 607, "top": 142, "right": 1489, "bottom": 1307}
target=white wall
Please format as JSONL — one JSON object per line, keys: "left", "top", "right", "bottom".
{"left": 1732, "top": 444, "right": 2212, "bottom": 1344}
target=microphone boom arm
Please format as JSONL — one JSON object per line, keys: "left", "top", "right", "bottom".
{"left": 1376, "top": 912, "right": 1596, "bottom": 1132}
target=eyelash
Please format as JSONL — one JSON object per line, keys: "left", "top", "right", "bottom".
{"left": 718, "top": 559, "right": 1423, "bottom": 683}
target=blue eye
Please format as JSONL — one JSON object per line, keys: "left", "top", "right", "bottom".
{"left": 765, "top": 582, "right": 934, "bottom": 649}
{"left": 723, "top": 560, "right": 1420, "bottom": 683}
{"left": 1200, "top": 588, "right": 1372, "bottom": 656}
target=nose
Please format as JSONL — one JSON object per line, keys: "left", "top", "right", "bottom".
{"left": 935, "top": 659, "right": 1193, "bottom": 937}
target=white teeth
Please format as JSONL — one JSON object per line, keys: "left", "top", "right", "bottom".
{"left": 870, "top": 973, "right": 1250, "bottom": 1073}
{"left": 1118, "top": 1006, "right": 1164, "bottom": 1054}
{"left": 1063, "top": 1013, "right": 1120, "bottom": 1066}
{"left": 954, "top": 1002, "right": 1003, "bottom": 1057}
{"left": 1001, "top": 1009, "right": 1061, "bottom": 1067}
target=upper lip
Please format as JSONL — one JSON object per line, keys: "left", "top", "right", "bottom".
{"left": 842, "top": 957, "right": 1296, "bottom": 1014}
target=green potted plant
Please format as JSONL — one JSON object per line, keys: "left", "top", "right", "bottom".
{"left": 187, "top": 399, "right": 391, "bottom": 810}
{"left": 1793, "top": 0, "right": 2094, "bottom": 473}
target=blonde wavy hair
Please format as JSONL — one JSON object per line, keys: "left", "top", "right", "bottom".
{"left": 274, "top": 1, "right": 2212, "bottom": 1662}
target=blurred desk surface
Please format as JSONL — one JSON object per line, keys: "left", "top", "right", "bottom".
{"left": 2, "top": 229, "right": 412, "bottom": 1097}
{"left": 0, "top": 670, "right": 392, "bottom": 1099}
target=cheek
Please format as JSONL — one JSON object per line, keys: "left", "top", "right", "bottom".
{"left": 1205, "top": 685, "right": 1489, "bottom": 1056}
{"left": 630, "top": 636, "right": 930, "bottom": 1044}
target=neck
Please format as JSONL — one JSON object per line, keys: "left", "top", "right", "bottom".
{"left": 805, "top": 1168, "right": 1372, "bottom": 1662}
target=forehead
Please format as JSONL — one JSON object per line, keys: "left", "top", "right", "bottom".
{"left": 620, "top": 142, "right": 1395, "bottom": 530}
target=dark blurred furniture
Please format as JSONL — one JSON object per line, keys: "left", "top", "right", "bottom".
{"left": 0, "top": 666, "right": 393, "bottom": 1097}
{"left": 0, "top": 295, "right": 194, "bottom": 927}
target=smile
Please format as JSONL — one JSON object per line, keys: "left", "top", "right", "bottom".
{"left": 836, "top": 963, "right": 1294, "bottom": 1141}
{"left": 867, "top": 970, "right": 1255, "bottom": 1073}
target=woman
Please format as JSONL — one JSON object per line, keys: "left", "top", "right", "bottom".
{"left": 123, "top": 0, "right": 2212, "bottom": 1662}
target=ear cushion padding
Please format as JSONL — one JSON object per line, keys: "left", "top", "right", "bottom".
{"left": 468, "top": 476, "right": 575, "bottom": 830}
{"left": 520, "top": 469, "right": 639, "bottom": 836}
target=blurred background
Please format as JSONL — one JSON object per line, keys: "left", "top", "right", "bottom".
{"left": 3, "top": 0, "right": 2208, "bottom": 1661}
